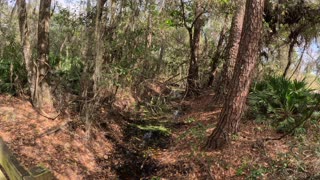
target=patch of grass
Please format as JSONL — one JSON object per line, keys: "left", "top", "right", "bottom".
{"left": 135, "top": 124, "right": 171, "bottom": 136}
{"left": 247, "top": 167, "right": 268, "bottom": 179}
{"left": 178, "top": 122, "right": 214, "bottom": 146}
{"left": 236, "top": 163, "right": 248, "bottom": 176}
{"left": 184, "top": 117, "right": 196, "bottom": 124}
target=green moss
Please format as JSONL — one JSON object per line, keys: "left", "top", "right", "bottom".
{"left": 135, "top": 125, "right": 171, "bottom": 136}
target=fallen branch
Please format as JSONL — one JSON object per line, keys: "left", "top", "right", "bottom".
{"left": 36, "top": 120, "right": 71, "bottom": 138}
{"left": 163, "top": 73, "right": 181, "bottom": 84}
{"left": 34, "top": 108, "right": 61, "bottom": 120}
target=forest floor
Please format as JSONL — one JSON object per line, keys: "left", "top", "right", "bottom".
{"left": 0, "top": 89, "right": 320, "bottom": 179}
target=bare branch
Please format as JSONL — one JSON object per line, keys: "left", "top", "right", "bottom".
{"left": 190, "top": 9, "right": 206, "bottom": 29}
{"left": 180, "top": 0, "right": 191, "bottom": 30}
{"left": 289, "top": 42, "right": 308, "bottom": 80}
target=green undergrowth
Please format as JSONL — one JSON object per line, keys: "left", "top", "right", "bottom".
{"left": 178, "top": 122, "right": 215, "bottom": 148}
{"left": 248, "top": 76, "right": 320, "bottom": 133}
{"left": 235, "top": 134, "right": 320, "bottom": 179}
{"left": 134, "top": 124, "right": 171, "bottom": 136}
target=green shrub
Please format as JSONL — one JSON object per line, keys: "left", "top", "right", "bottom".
{"left": 0, "top": 42, "right": 27, "bottom": 94}
{"left": 248, "top": 76, "right": 319, "bottom": 133}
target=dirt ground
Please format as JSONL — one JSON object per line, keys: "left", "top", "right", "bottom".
{"left": 0, "top": 91, "right": 320, "bottom": 179}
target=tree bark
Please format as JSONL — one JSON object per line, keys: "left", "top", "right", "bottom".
{"left": 80, "top": 0, "right": 93, "bottom": 99}
{"left": 33, "top": 0, "right": 57, "bottom": 117}
{"left": 214, "top": 0, "right": 246, "bottom": 100}
{"left": 17, "top": 0, "right": 35, "bottom": 99}
{"left": 183, "top": 2, "right": 204, "bottom": 96}
{"left": 207, "top": 19, "right": 228, "bottom": 87}
{"left": 146, "top": 0, "right": 153, "bottom": 49}
{"left": 186, "top": 28, "right": 200, "bottom": 96}
{"left": 289, "top": 43, "right": 307, "bottom": 80}
{"left": 282, "top": 39, "right": 295, "bottom": 78}
{"left": 205, "top": 0, "right": 264, "bottom": 150}
{"left": 93, "top": 0, "right": 107, "bottom": 95}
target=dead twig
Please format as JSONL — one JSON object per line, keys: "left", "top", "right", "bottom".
{"left": 36, "top": 120, "right": 72, "bottom": 138}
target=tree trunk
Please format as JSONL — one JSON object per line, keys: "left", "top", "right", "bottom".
{"left": 80, "top": 0, "right": 94, "bottom": 100}
{"left": 93, "top": 0, "right": 107, "bottom": 95}
{"left": 146, "top": 0, "right": 153, "bottom": 49}
{"left": 33, "top": 0, "right": 57, "bottom": 118}
{"left": 186, "top": 29, "right": 199, "bottom": 96}
{"left": 139, "top": 0, "right": 154, "bottom": 79}
{"left": 17, "top": 0, "right": 35, "bottom": 99}
{"left": 205, "top": 0, "right": 264, "bottom": 150}
{"left": 282, "top": 39, "right": 295, "bottom": 78}
{"left": 207, "top": 20, "right": 228, "bottom": 87}
{"left": 289, "top": 43, "right": 307, "bottom": 80}
{"left": 214, "top": 0, "right": 246, "bottom": 100}
{"left": 186, "top": 3, "right": 203, "bottom": 96}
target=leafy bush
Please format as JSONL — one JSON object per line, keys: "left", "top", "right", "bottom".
{"left": 0, "top": 42, "right": 27, "bottom": 94}
{"left": 248, "top": 76, "right": 319, "bottom": 133}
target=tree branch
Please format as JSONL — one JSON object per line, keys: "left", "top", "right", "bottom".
{"left": 180, "top": 0, "right": 191, "bottom": 30}
{"left": 289, "top": 42, "right": 308, "bottom": 80}
{"left": 191, "top": 9, "right": 206, "bottom": 29}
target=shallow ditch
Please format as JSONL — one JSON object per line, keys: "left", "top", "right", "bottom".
{"left": 100, "top": 118, "right": 173, "bottom": 179}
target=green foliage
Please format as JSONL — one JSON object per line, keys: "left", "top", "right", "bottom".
{"left": 185, "top": 117, "right": 196, "bottom": 124}
{"left": 249, "top": 76, "right": 320, "bottom": 133}
{"left": 0, "top": 59, "right": 13, "bottom": 92}
{"left": 178, "top": 122, "right": 213, "bottom": 146}
{"left": 0, "top": 41, "right": 27, "bottom": 94}
{"left": 219, "top": 0, "right": 230, "bottom": 4}
{"left": 247, "top": 167, "right": 267, "bottom": 179}
{"left": 236, "top": 163, "right": 247, "bottom": 176}
{"left": 135, "top": 125, "right": 171, "bottom": 136}
{"left": 236, "top": 158, "right": 269, "bottom": 179}
{"left": 52, "top": 54, "right": 83, "bottom": 94}
{"left": 141, "top": 96, "right": 171, "bottom": 116}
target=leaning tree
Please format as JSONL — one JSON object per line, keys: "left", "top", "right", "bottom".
{"left": 214, "top": 0, "right": 246, "bottom": 101}
{"left": 205, "top": 0, "right": 265, "bottom": 150}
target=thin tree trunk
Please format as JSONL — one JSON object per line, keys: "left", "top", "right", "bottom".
{"left": 185, "top": 2, "right": 203, "bottom": 96}
{"left": 186, "top": 28, "right": 199, "bottom": 96}
{"left": 156, "top": 44, "right": 165, "bottom": 73}
{"left": 139, "top": 0, "right": 154, "bottom": 79}
{"left": 80, "top": 0, "right": 93, "bottom": 102}
{"left": 93, "top": 0, "right": 107, "bottom": 95}
{"left": 146, "top": 0, "right": 153, "bottom": 49}
{"left": 282, "top": 39, "right": 295, "bottom": 78}
{"left": 215, "top": 0, "right": 246, "bottom": 100}
{"left": 289, "top": 42, "right": 307, "bottom": 80}
{"left": 17, "top": 0, "right": 35, "bottom": 99}
{"left": 205, "top": 0, "right": 265, "bottom": 150}
{"left": 207, "top": 19, "right": 228, "bottom": 87}
{"left": 58, "top": 35, "right": 68, "bottom": 69}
